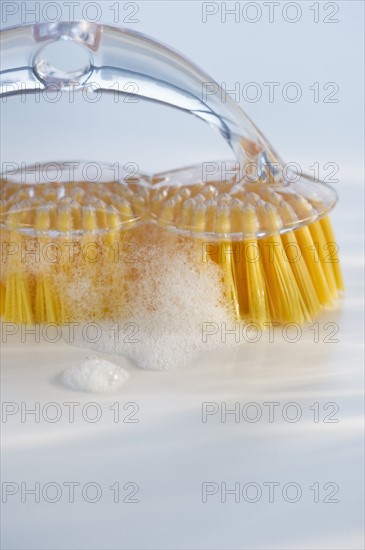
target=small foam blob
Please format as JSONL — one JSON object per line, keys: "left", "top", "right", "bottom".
{"left": 61, "top": 356, "right": 129, "bottom": 393}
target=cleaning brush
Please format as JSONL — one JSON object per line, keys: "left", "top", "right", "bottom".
{"left": 0, "top": 22, "right": 343, "bottom": 331}
{"left": 0, "top": 164, "right": 343, "bottom": 327}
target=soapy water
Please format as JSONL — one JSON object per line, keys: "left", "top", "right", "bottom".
{"left": 61, "top": 356, "right": 129, "bottom": 393}
{"left": 65, "top": 226, "right": 239, "bottom": 371}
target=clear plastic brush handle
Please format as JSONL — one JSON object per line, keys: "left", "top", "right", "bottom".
{"left": 0, "top": 20, "right": 283, "bottom": 180}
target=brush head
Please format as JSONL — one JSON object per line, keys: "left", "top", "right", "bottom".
{"left": 151, "top": 163, "right": 338, "bottom": 240}
{"left": 0, "top": 162, "right": 150, "bottom": 236}
{"left": 0, "top": 161, "right": 337, "bottom": 240}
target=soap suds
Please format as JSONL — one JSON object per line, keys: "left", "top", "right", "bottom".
{"left": 66, "top": 226, "right": 239, "bottom": 371}
{"left": 61, "top": 356, "right": 129, "bottom": 392}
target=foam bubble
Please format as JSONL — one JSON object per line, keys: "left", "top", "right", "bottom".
{"left": 66, "top": 227, "right": 240, "bottom": 371}
{"left": 61, "top": 356, "right": 129, "bottom": 393}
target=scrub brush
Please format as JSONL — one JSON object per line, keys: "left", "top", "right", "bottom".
{"left": 0, "top": 167, "right": 343, "bottom": 327}
{"left": 0, "top": 22, "right": 343, "bottom": 329}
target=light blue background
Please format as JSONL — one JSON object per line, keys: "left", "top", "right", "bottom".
{"left": 0, "top": 1, "right": 364, "bottom": 177}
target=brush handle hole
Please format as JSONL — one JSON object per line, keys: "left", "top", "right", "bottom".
{"left": 33, "top": 40, "right": 92, "bottom": 87}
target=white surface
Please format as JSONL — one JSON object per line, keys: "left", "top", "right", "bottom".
{"left": 1, "top": 181, "right": 364, "bottom": 549}
{"left": 1, "top": 2, "right": 364, "bottom": 549}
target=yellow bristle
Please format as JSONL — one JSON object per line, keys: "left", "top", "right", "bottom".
{"left": 227, "top": 200, "right": 248, "bottom": 316}
{"left": 36, "top": 205, "right": 52, "bottom": 232}
{"left": 259, "top": 234, "right": 306, "bottom": 324}
{"left": 180, "top": 198, "right": 194, "bottom": 229}
{"left": 2, "top": 207, "right": 34, "bottom": 324}
{"left": 106, "top": 205, "right": 121, "bottom": 229}
{"left": 193, "top": 203, "right": 207, "bottom": 233}
{"left": 205, "top": 200, "right": 217, "bottom": 233}
{"left": 151, "top": 190, "right": 167, "bottom": 215}
{"left": 34, "top": 206, "right": 58, "bottom": 323}
{"left": 0, "top": 283, "right": 5, "bottom": 316}
{"left": 160, "top": 197, "right": 177, "bottom": 224}
{"left": 94, "top": 199, "right": 108, "bottom": 229}
{"left": 82, "top": 205, "right": 98, "bottom": 231}
{"left": 281, "top": 231, "right": 320, "bottom": 318}
{"left": 320, "top": 216, "right": 344, "bottom": 291}
{"left": 241, "top": 203, "right": 270, "bottom": 325}
{"left": 308, "top": 220, "right": 338, "bottom": 298}
{"left": 111, "top": 196, "right": 135, "bottom": 231}
{"left": 219, "top": 203, "right": 270, "bottom": 325}
{"left": 105, "top": 205, "right": 121, "bottom": 247}
{"left": 216, "top": 203, "right": 231, "bottom": 234}
{"left": 294, "top": 224, "right": 333, "bottom": 306}
{"left": 70, "top": 200, "right": 82, "bottom": 230}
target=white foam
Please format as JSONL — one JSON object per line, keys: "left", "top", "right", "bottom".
{"left": 61, "top": 356, "right": 129, "bottom": 393}
{"left": 67, "top": 227, "right": 239, "bottom": 371}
